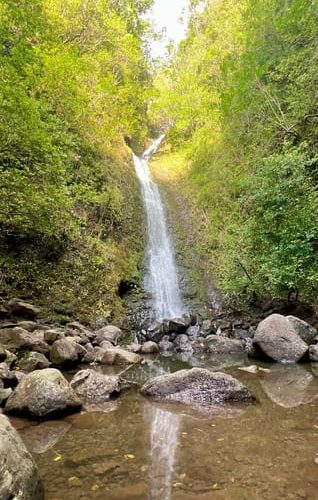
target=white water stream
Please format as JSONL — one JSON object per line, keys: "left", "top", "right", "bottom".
{"left": 133, "top": 136, "right": 185, "bottom": 320}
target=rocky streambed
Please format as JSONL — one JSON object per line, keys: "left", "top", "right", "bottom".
{"left": 1, "top": 298, "right": 318, "bottom": 498}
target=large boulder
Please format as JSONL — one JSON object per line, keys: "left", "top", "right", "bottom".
{"left": 70, "top": 369, "right": 122, "bottom": 403}
{"left": 140, "top": 368, "right": 255, "bottom": 405}
{"left": 286, "top": 316, "right": 317, "bottom": 345}
{"left": 253, "top": 314, "right": 308, "bottom": 362}
{"left": 0, "top": 414, "right": 43, "bottom": 499}
{"left": 0, "top": 327, "right": 50, "bottom": 354}
{"left": 5, "top": 368, "right": 81, "bottom": 418}
{"left": 95, "top": 325, "right": 121, "bottom": 346}
{"left": 100, "top": 348, "right": 141, "bottom": 366}
{"left": 206, "top": 336, "right": 245, "bottom": 355}
{"left": 50, "top": 338, "right": 86, "bottom": 366}
{"left": 6, "top": 298, "right": 41, "bottom": 318}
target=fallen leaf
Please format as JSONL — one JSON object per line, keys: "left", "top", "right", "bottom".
{"left": 124, "top": 454, "right": 135, "bottom": 460}
{"left": 53, "top": 452, "right": 62, "bottom": 462}
{"left": 173, "top": 482, "right": 183, "bottom": 488}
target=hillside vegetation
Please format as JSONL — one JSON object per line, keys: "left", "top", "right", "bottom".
{"left": 151, "top": 0, "right": 318, "bottom": 308}
{"left": 0, "top": 0, "right": 152, "bottom": 323}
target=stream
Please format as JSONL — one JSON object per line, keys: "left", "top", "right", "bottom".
{"left": 11, "top": 356, "right": 318, "bottom": 499}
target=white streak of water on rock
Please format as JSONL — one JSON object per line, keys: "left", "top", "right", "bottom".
{"left": 148, "top": 406, "right": 180, "bottom": 500}
{"left": 133, "top": 136, "right": 185, "bottom": 320}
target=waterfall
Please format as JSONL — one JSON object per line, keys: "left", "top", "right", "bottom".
{"left": 133, "top": 136, "right": 185, "bottom": 321}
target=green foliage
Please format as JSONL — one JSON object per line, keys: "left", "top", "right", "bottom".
{"left": 153, "top": 0, "right": 318, "bottom": 303}
{"left": 0, "top": 0, "right": 152, "bottom": 321}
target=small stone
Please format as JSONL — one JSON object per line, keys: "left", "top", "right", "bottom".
{"left": 125, "top": 344, "right": 142, "bottom": 353}
{"left": 309, "top": 345, "right": 318, "bottom": 362}
{"left": 17, "top": 321, "right": 38, "bottom": 332}
{"left": 141, "top": 341, "right": 159, "bottom": 354}
{"left": 16, "top": 352, "right": 51, "bottom": 372}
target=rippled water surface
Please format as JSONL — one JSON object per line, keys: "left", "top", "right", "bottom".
{"left": 10, "top": 356, "right": 318, "bottom": 499}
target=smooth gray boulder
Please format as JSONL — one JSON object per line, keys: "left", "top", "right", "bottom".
{"left": 95, "top": 325, "right": 121, "bottom": 345}
{"left": 286, "top": 316, "right": 317, "bottom": 345}
{"left": 140, "top": 368, "right": 255, "bottom": 405}
{"left": 0, "top": 414, "right": 43, "bottom": 499}
{"left": 253, "top": 314, "right": 308, "bottom": 362}
{"left": 100, "top": 348, "right": 141, "bottom": 366}
{"left": 5, "top": 368, "right": 81, "bottom": 418}
{"left": 70, "top": 369, "right": 122, "bottom": 403}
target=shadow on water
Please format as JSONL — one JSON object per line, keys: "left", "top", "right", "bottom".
{"left": 9, "top": 357, "right": 318, "bottom": 499}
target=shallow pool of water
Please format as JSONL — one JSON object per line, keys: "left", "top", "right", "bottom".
{"left": 10, "top": 356, "right": 318, "bottom": 499}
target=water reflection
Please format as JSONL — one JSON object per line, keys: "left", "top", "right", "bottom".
{"left": 148, "top": 405, "right": 181, "bottom": 500}
{"left": 20, "top": 421, "right": 71, "bottom": 454}
{"left": 260, "top": 364, "right": 318, "bottom": 408}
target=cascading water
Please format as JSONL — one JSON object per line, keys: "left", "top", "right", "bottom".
{"left": 133, "top": 136, "right": 185, "bottom": 321}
